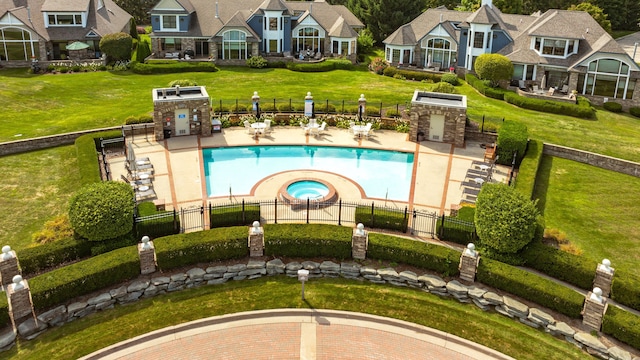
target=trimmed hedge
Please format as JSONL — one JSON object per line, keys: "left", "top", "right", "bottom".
{"left": 154, "top": 227, "right": 248, "bottom": 270}
{"left": 75, "top": 130, "right": 122, "bottom": 186}
{"left": 602, "top": 305, "right": 640, "bottom": 350}
{"left": 496, "top": 120, "right": 528, "bottom": 166}
{"left": 611, "top": 275, "right": 640, "bottom": 311}
{"left": 210, "top": 203, "right": 260, "bottom": 228}
{"left": 19, "top": 237, "right": 93, "bottom": 276}
{"left": 603, "top": 101, "right": 622, "bottom": 113}
{"left": 513, "top": 139, "right": 543, "bottom": 199}
{"left": 368, "top": 233, "right": 460, "bottom": 276}
{"left": 0, "top": 296, "right": 8, "bottom": 328}
{"left": 503, "top": 92, "right": 595, "bottom": 119}
{"left": 264, "top": 224, "right": 352, "bottom": 259}
{"left": 285, "top": 59, "right": 353, "bottom": 72}
{"left": 476, "top": 257, "right": 584, "bottom": 318}
{"left": 465, "top": 74, "right": 505, "bottom": 100}
{"left": 382, "top": 67, "right": 443, "bottom": 82}
{"left": 520, "top": 241, "right": 595, "bottom": 290}
{"left": 355, "top": 206, "right": 408, "bottom": 232}
{"left": 132, "top": 61, "right": 218, "bottom": 74}
{"left": 29, "top": 246, "right": 140, "bottom": 310}
{"left": 630, "top": 107, "right": 640, "bottom": 118}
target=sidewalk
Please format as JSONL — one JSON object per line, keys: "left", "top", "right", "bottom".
{"left": 79, "top": 309, "right": 514, "bottom": 360}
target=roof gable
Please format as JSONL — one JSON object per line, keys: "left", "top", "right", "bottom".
{"left": 328, "top": 16, "right": 357, "bottom": 38}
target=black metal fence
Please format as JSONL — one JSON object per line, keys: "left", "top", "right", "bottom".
{"left": 135, "top": 199, "right": 439, "bottom": 239}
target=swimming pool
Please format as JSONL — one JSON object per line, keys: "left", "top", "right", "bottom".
{"left": 203, "top": 146, "right": 414, "bottom": 200}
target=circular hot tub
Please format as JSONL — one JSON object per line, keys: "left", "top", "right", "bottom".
{"left": 279, "top": 178, "right": 338, "bottom": 210}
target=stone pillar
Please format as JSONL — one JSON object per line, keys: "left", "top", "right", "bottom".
{"left": 248, "top": 221, "right": 264, "bottom": 257}
{"left": 138, "top": 236, "right": 157, "bottom": 275}
{"left": 304, "top": 92, "right": 314, "bottom": 118}
{"left": 352, "top": 223, "right": 368, "bottom": 260}
{"left": 7, "top": 275, "right": 36, "bottom": 327}
{"left": 582, "top": 287, "right": 607, "bottom": 331}
{"left": 0, "top": 246, "right": 21, "bottom": 287}
{"left": 252, "top": 91, "right": 261, "bottom": 118}
{"left": 358, "top": 94, "right": 366, "bottom": 122}
{"left": 593, "top": 259, "right": 614, "bottom": 298}
{"left": 458, "top": 243, "right": 479, "bottom": 283}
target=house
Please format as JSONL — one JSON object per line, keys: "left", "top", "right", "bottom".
{"left": 148, "top": 0, "right": 364, "bottom": 64}
{"left": 0, "top": 0, "right": 132, "bottom": 65}
{"left": 383, "top": 0, "right": 640, "bottom": 109}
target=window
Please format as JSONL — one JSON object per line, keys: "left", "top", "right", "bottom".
{"left": 47, "top": 13, "right": 83, "bottom": 26}
{"left": 0, "top": 26, "right": 39, "bottom": 61}
{"left": 219, "top": 30, "right": 247, "bottom": 59}
{"left": 269, "top": 39, "right": 278, "bottom": 53}
{"left": 292, "top": 27, "right": 323, "bottom": 54}
{"left": 269, "top": 18, "right": 277, "bottom": 31}
{"left": 161, "top": 37, "right": 182, "bottom": 51}
{"left": 473, "top": 32, "right": 484, "bottom": 48}
{"left": 162, "top": 15, "right": 177, "bottom": 30}
{"left": 423, "top": 38, "right": 456, "bottom": 69}
{"left": 534, "top": 37, "right": 575, "bottom": 57}
{"left": 577, "top": 58, "right": 634, "bottom": 99}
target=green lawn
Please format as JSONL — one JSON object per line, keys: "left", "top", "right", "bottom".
{"left": 534, "top": 156, "right": 640, "bottom": 274}
{"left": 7, "top": 277, "right": 589, "bottom": 360}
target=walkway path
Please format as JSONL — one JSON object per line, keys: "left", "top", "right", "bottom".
{"left": 80, "top": 309, "right": 513, "bottom": 360}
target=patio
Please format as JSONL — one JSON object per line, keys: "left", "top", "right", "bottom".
{"left": 108, "top": 127, "right": 509, "bottom": 216}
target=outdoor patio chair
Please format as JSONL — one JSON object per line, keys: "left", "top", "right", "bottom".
{"left": 362, "top": 122, "right": 373, "bottom": 138}
{"left": 312, "top": 121, "right": 327, "bottom": 137}
{"left": 547, "top": 87, "right": 555, "bottom": 96}
{"left": 136, "top": 187, "right": 157, "bottom": 202}
{"left": 560, "top": 84, "right": 569, "bottom": 94}
{"left": 532, "top": 85, "right": 541, "bottom": 93}
{"left": 244, "top": 120, "right": 253, "bottom": 134}
{"left": 460, "top": 180, "right": 482, "bottom": 189}
{"left": 263, "top": 119, "right": 272, "bottom": 134}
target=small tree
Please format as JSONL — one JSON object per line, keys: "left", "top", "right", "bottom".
{"left": 68, "top": 182, "right": 134, "bottom": 241}
{"left": 128, "top": 18, "right": 139, "bottom": 40}
{"left": 99, "top": 32, "right": 133, "bottom": 62}
{"left": 475, "top": 183, "right": 539, "bottom": 258}
{"left": 474, "top": 54, "right": 513, "bottom": 87}
{"left": 357, "top": 28, "right": 375, "bottom": 54}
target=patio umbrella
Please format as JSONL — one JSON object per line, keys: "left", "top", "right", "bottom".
{"left": 540, "top": 75, "right": 546, "bottom": 90}
{"left": 66, "top": 41, "right": 90, "bottom": 51}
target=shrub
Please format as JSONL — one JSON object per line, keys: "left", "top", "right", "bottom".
{"left": 29, "top": 246, "right": 140, "bottom": 310}
{"left": 503, "top": 92, "right": 595, "bottom": 119}
{"left": 385, "top": 109, "right": 401, "bottom": 118}
{"left": 75, "top": 130, "right": 122, "bottom": 186}
{"left": 513, "top": 139, "right": 543, "bottom": 199}
{"left": 436, "top": 216, "right": 477, "bottom": 245}
{"left": 19, "top": 237, "right": 93, "bottom": 276}
{"left": 602, "top": 306, "right": 640, "bottom": 350}
{"left": 132, "top": 62, "right": 218, "bottom": 74}
{"left": 475, "top": 183, "right": 539, "bottom": 257}
{"left": 230, "top": 103, "right": 248, "bottom": 112}
{"left": 267, "top": 60, "right": 287, "bottom": 68}
{"left": 432, "top": 82, "right": 456, "bottom": 94}
{"left": 285, "top": 60, "right": 352, "bottom": 72}
{"left": 368, "top": 233, "right": 460, "bottom": 276}
{"left": 365, "top": 106, "right": 380, "bottom": 116}
{"left": 465, "top": 74, "right": 505, "bottom": 100}
{"left": 135, "top": 37, "right": 151, "bottom": 61}
{"left": 168, "top": 79, "right": 198, "bottom": 87}
{"left": 319, "top": 103, "right": 337, "bottom": 114}
{"left": 264, "top": 224, "right": 352, "bottom": 259}
{"left": 611, "top": 275, "right": 640, "bottom": 311}
{"left": 357, "top": 28, "right": 375, "bottom": 54}
{"left": 154, "top": 227, "right": 248, "bottom": 270}
{"left": 440, "top": 73, "right": 459, "bottom": 86}
{"left": 31, "top": 214, "right": 74, "bottom": 244}
{"left": 246, "top": 55, "right": 268, "bottom": 69}
{"left": 474, "top": 53, "right": 513, "bottom": 87}
{"left": 210, "top": 203, "right": 260, "bottom": 227}
{"left": 496, "top": 120, "right": 528, "bottom": 166}
{"left": 355, "top": 206, "right": 408, "bottom": 232}
{"left": 520, "top": 241, "right": 595, "bottom": 290}
{"left": 630, "top": 107, "right": 640, "bottom": 118}
{"left": 277, "top": 103, "right": 295, "bottom": 112}
{"left": 68, "top": 182, "right": 135, "bottom": 241}
{"left": 383, "top": 67, "right": 442, "bottom": 82}
{"left": 135, "top": 208, "right": 180, "bottom": 240}
{"left": 476, "top": 257, "right": 584, "bottom": 318}
{"left": 0, "top": 296, "right": 9, "bottom": 328}
{"left": 99, "top": 32, "right": 133, "bottom": 61}
{"left": 368, "top": 57, "right": 389, "bottom": 75}
{"left": 603, "top": 101, "right": 622, "bottom": 113}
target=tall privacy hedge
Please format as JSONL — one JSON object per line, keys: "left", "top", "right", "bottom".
{"left": 496, "top": 120, "right": 528, "bottom": 166}
{"left": 513, "top": 139, "right": 543, "bottom": 199}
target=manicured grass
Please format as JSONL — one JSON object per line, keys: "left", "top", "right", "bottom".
{"left": 7, "top": 277, "right": 589, "bottom": 360}
{"left": 0, "top": 145, "right": 81, "bottom": 251}
{"left": 533, "top": 155, "right": 640, "bottom": 274}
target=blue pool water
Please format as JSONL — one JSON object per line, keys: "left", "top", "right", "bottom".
{"left": 287, "top": 180, "right": 329, "bottom": 200}
{"left": 203, "top": 146, "right": 414, "bottom": 200}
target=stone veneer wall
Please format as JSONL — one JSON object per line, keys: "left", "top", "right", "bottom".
{"left": 153, "top": 97, "right": 211, "bottom": 141}
{"left": 0, "top": 127, "right": 121, "bottom": 156}
{"left": 410, "top": 103, "right": 466, "bottom": 147}
{"left": 543, "top": 143, "right": 640, "bottom": 178}
{"left": 1, "top": 258, "right": 636, "bottom": 360}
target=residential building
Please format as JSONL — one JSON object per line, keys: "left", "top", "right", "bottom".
{"left": 384, "top": 0, "right": 640, "bottom": 109}
{"left": 148, "top": 0, "right": 364, "bottom": 64}
{"left": 0, "top": 0, "right": 132, "bottom": 65}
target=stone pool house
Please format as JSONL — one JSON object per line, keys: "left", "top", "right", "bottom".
{"left": 152, "top": 85, "right": 211, "bottom": 140}
{"left": 384, "top": 0, "right": 640, "bottom": 109}
{"left": 148, "top": 0, "right": 364, "bottom": 64}
{"left": 409, "top": 90, "right": 467, "bottom": 147}
{"left": 0, "top": 0, "right": 131, "bottom": 65}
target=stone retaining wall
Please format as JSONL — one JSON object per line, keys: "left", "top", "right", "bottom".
{"left": 0, "top": 259, "right": 636, "bottom": 360}
{"left": 0, "top": 127, "right": 120, "bottom": 157}
{"left": 544, "top": 143, "right": 640, "bottom": 178}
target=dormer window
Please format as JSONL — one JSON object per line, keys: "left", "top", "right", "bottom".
{"left": 533, "top": 36, "right": 578, "bottom": 58}
{"left": 161, "top": 15, "right": 178, "bottom": 31}
{"left": 47, "top": 13, "right": 83, "bottom": 27}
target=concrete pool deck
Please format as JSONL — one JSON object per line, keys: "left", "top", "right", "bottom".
{"left": 110, "top": 126, "right": 507, "bottom": 215}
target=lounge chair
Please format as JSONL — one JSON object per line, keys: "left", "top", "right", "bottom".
{"left": 136, "top": 187, "right": 157, "bottom": 202}
{"left": 460, "top": 180, "right": 482, "bottom": 189}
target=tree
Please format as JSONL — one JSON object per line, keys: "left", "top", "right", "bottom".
{"left": 424, "top": 0, "right": 459, "bottom": 10}
{"left": 590, "top": 0, "right": 640, "bottom": 31}
{"left": 68, "top": 182, "right": 134, "bottom": 241}
{"left": 348, "top": 0, "right": 423, "bottom": 44}
{"left": 357, "top": 28, "right": 375, "bottom": 54}
{"left": 114, "top": 0, "right": 157, "bottom": 24}
{"left": 474, "top": 183, "right": 539, "bottom": 255}
{"left": 474, "top": 53, "right": 513, "bottom": 87}
{"left": 568, "top": 2, "right": 611, "bottom": 34}
{"left": 456, "top": 0, "right": 479, "bottom": 12}
{"left": 129, "top": 17, "right": 139, "bottom": 40}
{"left": 99, "top": 32, "right": 133, "bottom": 62}
{"left": 493, "top": 0, "right": 523, "bottom": 14}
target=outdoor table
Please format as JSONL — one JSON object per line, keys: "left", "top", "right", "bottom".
{"left": 352, "top": 125, "right": 367, "bottom": 137}
{"left": 251, "top": 122, "right": 266, "bottom": 136}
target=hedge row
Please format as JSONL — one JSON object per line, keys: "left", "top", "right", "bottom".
{"left": 496, "top": 120, "right": 528, "bottom": 166}
{"left": 355, "top": 206, "right": 408, "bottom": 232}
{"left": 264, "top": 224, "right": 352, "bottom": 259}
{"left": 0, "top": 297, "right": 8, "bottom": 329}
{"left": 19, "top": 237, "right": 93, "bottom": 276}
{"left": 611, "top": 275, "right": 640, "bottom": 311}
{"left": 382, "top": 67, "right": 443, "bottom": 82}
{"left": 368, "top": 233, "right": 460, "bottom": 276}
{"left": 521, "top": 241, "right": 595, "bottom": 290}
{"left": 465, "top": 74, "right": 506, "bottom": 100}
{"left": 435, "top": 217, "right": 476, "bottom": 245}
{"left": 513, "top": 139, "right": 543, "bottom": 199}
{"left": 503, "top": 92, "right": 595, "bottom": 119}
{"left": 476, "top": 257, "right": 584, "bottom": 318}
{"left": 29, "top": 246, "right": 140, "bottom": 310}
{"left": 132, "top": 61, "right": 218, "bottom": 74}
{"left": 74, "top": 130, "right": 122, "bottom": 186}
{"left": 285, "top": 59, "right": 353, "bottom": 72}
{"left": 154, "top": 227, "right": 248, "bottom": 270}
{"left": 210, "top": 203, "right": 260, "bottom": 228}
{"left": 603, "top": 304, "right": 640, "bottom": 349}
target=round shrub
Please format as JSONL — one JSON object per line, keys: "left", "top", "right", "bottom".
{"left": 630, "top": 107, "right": 640, "bottom": 118}
{"left": 441, "top": 73, "right": 459, "bottom": 86}
{"left": 365, "top": 106, "right": 380, "bottom": 116}
{"left": 99, "top": 32, "right": 133, "bottom": 61}
{"left": 168, "top": 79, "right": 198, "bottom": 87}
{"left": 68, "top": 182, "right": 134, "bottom": 241}
{"left": 368, "top": 57, "right": 389, "bottom": 75}
{"left": 432, "top": 82, "right": 456, "bottom": 94}
{"left": 603, "top": 101, "right": 622, "bottom": 113}
{"left": 246, "top": 55, "right": 268, "bottom": 69}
